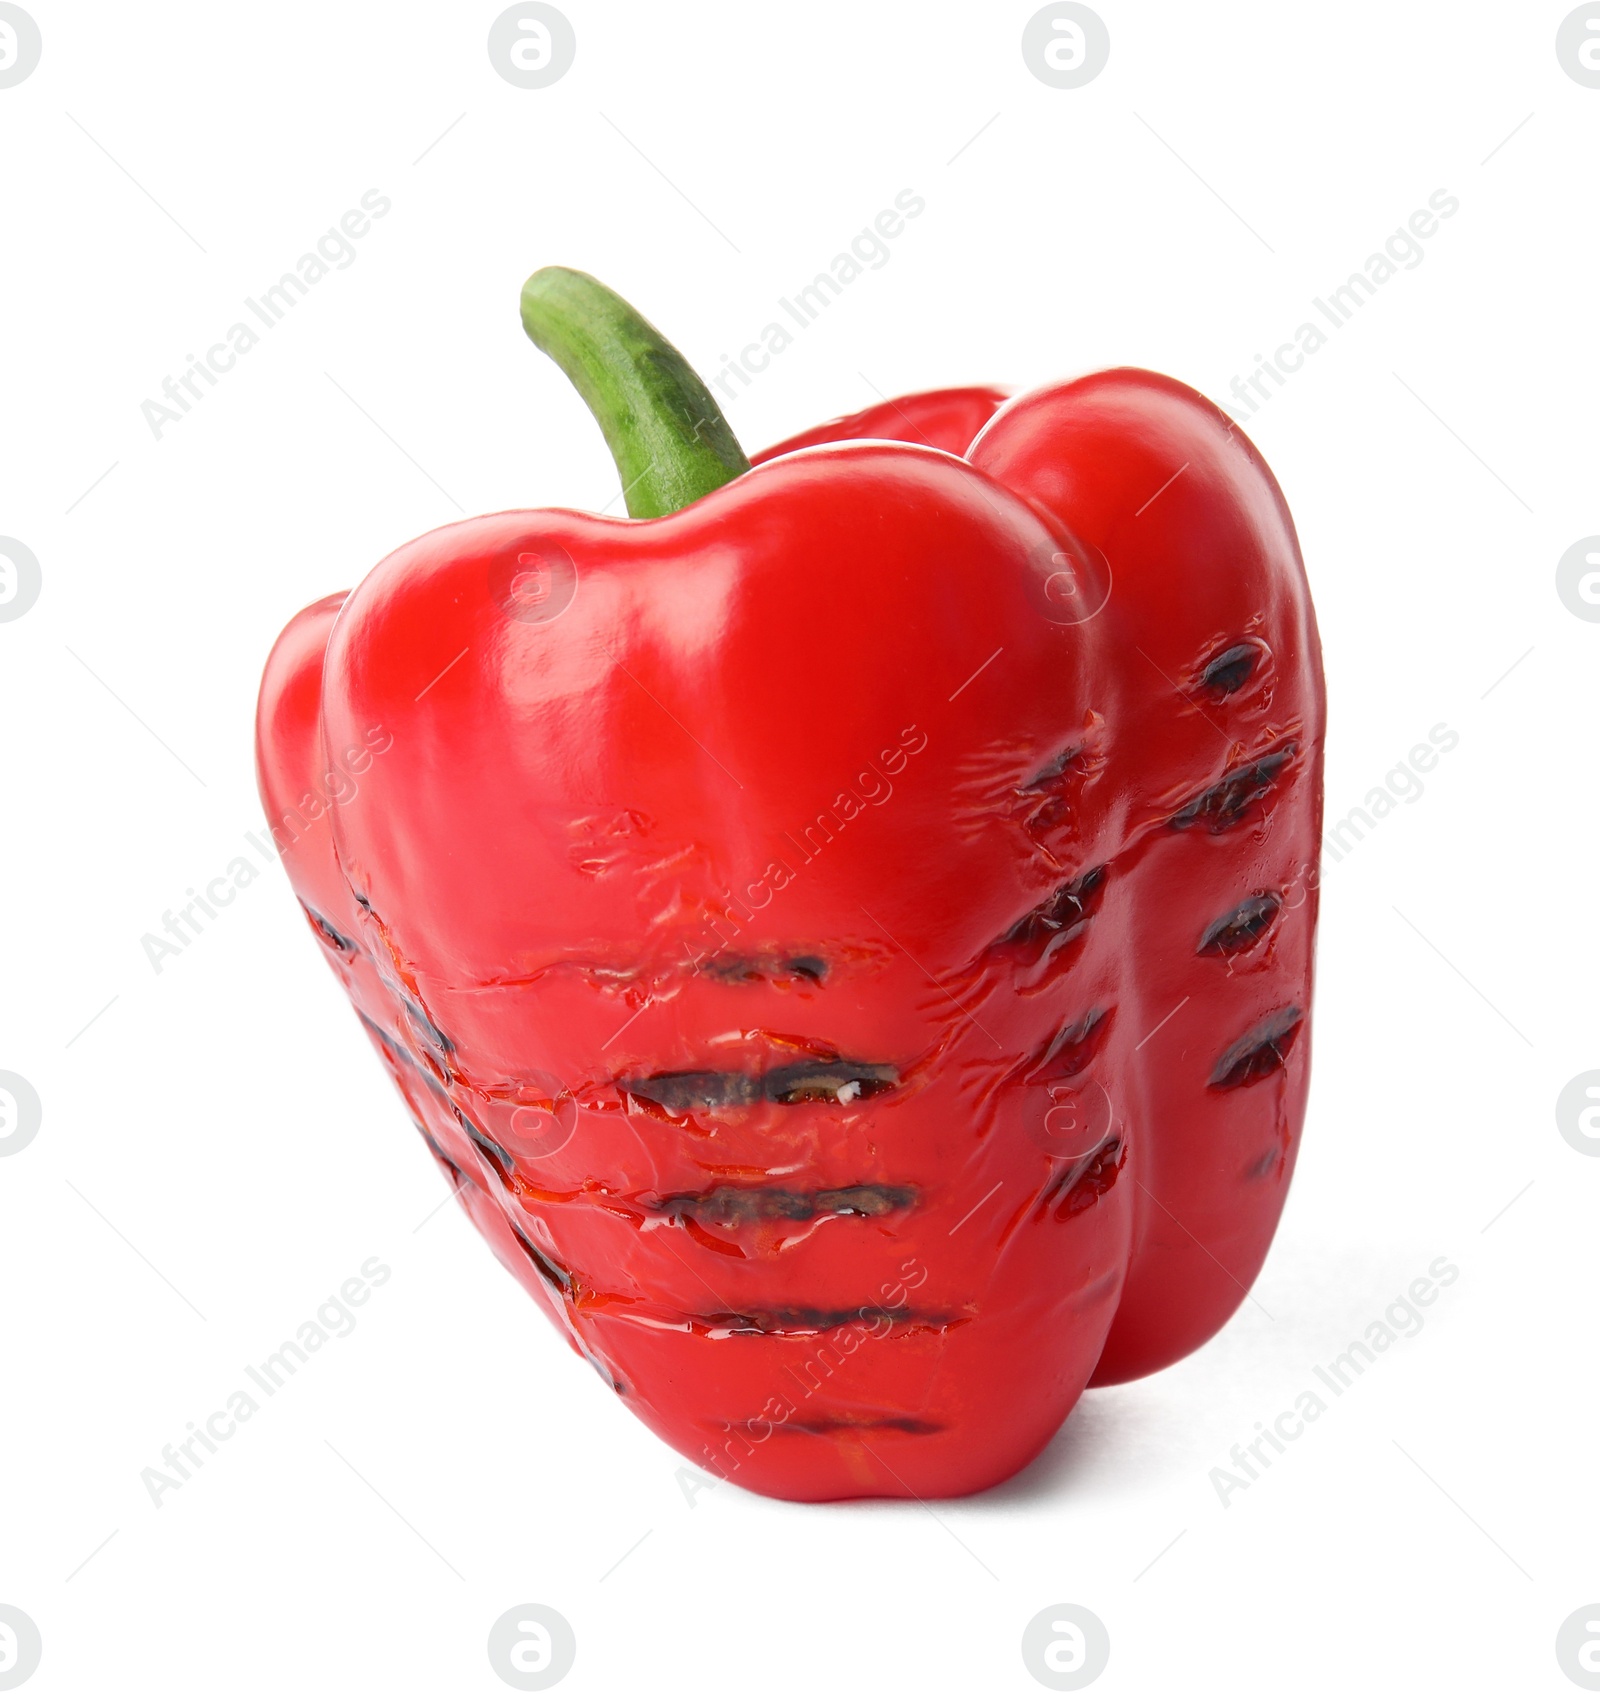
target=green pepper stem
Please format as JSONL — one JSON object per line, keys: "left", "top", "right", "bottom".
{"left": 519, "top": 266, "right": 750, "bottom": 519}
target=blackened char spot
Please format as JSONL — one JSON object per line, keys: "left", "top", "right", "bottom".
{"left": 1200, "top": 643, "right": 1259, "bottom": 696}
{"left": 459, "top": 1112, "right": 517, "bottom": 1184}
{"left": 1015, "top": 744, "right": 1087, "bottom": 840}
{"left": 706, "top": 1305, "right": 916, "bottom": 1336}
{"left": 402, "top": 998, "right": 454, "bottom": 1055}
{"left": 302, "top": 904, "right": 357, "bottom": 954}
{"left": 622, "top": 1060, "right": 897, "bottom": 1115}
{"left": 1171, "top": 745, "right": 1296, "bottom": 833}
{"left": 1198, "top": 893, "right": 1283, "bottom": 956}
{"left": 1021, "top": 745, "right": 1081, "bottom": 792}
{"left": 764, "top": 1416, "right": 944, "bottom": 1436}
{"left": 1028, "top": 1006, "right": 1111, "bottom": 1082}
{"left": 699, "top": 953, "right": 830, "bottom": 985}
{"left": 510, "top": 1224, "right": 572, "bottom": 1293}
{"left": 699, "top": 956, "right": 761, "bottom": 984}
{"left": 992, "top": 865, "right": 1107, "bottom": 964}
{"left": 1209, "top": 1006, "right": 1303, "bottom": 1089}
{"left": 356, "top": 1010, "right": 405, "bottom": 1067}
{"left": 1039, "top": 1137, "right": 1124, "bottom": 1221}
{"left": 413, "top": 1120, "right": 475, "bottom": 1191}
{"left": 767, "top": 1060, "right": 897, "bottom": 1104}
{"left": 358, "top": 1011, "right": 455, "bottom": 1106}
{"left": 652, "top": 1184, "right": 915, "bottom": 1227}
{"left": 627, "top": 1071, "right": 757, "bottom": 1112}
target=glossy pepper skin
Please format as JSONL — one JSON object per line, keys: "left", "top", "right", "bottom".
{"left": 256, "top": 269, "right": 1324, "bottom": 1501}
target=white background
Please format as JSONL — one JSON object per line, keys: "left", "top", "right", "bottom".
{"left": 2, "top": 2, "right": 1595, "bottom": 1690}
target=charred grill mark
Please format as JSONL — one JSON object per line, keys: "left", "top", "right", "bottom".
{"left": 587, "top": 1301, "right": 961, "bottom": 1340}
{"left": 1027, "top": 1005, "right": 1112, "bottom": 1083}
{"left": 1018, "top": 746, "right": 1083, "bottom": 835}
{"left": 302, "top": 904, "right": 357, "bottom": 954}
{"left": 1013, "top": 743, "right": 1090, "bottom": 846}
{"left": 768, "top": 1060, "right": 897, "bottom": 1103}
{"left": 1198, "top": 893, "right": 1283, "bottom": 956}
{"left": 361, "top": 1012, "right": 454, "bottom": 1108}
{"left": 1171, "top": 744, "right": 1296, "bottom": 833}
{"left": 621, "top": 1060, "right": 898, "bottom": 1114}
{"left": 401, "top": 997, "right": 454, "bottom": 1055}
{"left": 581, "top": 1350, "right": 629, "bottom": 1397}
{"left": 698, "top": 952, "right": 829, "bottom": 985}
{"left": 1021, "top": 745, "right": 1082, "bottom": 793}
{"left": 698, "top": 955, "right": 756, "bottom": 984}
{"left": 1209, "top": 1005, "right": 1303, "bottom": 1089}
{"left": 357, "top": 1009, "right": 405, "bottom": 1066}
{"left": 757, "top": 1416, "right": 944, "bottom": 1436}
{"left": 627, "top": 1071, "right": 754, "bottom": 1112}
{"left": 459, "top": 1111, "right": 517, "bottom": 1184}
{"left": 702, "top": 1305, "right": 923, "bottom": 1336}
{"left": 652, "top": 1184, "right": 915, "bottom": 1227}
{"left": 510, "top": 1223, "right": 573, "bottom": 1293}
{"left": 413, "top": 1120, "right": 476, "bottom": 1191}
{"left": 537, "top": 1281, "right": 956, "bottom": 1341}
{"left": 1038, "top": 1137, "right": 1124, "bottom": 1222}
{"left": 1199, "top": 642, "right": 1259, "bottom": 696}
{"left": 991, "top": 865, "right": 1107, "bottom": 964}
{"left": 357, "top": 1011, "right": 440, "bottom": 1088}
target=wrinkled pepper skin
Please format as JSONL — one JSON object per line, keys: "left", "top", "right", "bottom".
{"left": 257, "top": 277, "right": 1323, "bottom": 1502}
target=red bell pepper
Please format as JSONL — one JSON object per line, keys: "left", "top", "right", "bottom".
{"left": 256, "top": 268, "right": 1324, "bottom": 1501}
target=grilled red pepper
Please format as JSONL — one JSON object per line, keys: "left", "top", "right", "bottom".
{"left": 256, "top": 268, "right": 1324, "bottom": 1501}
